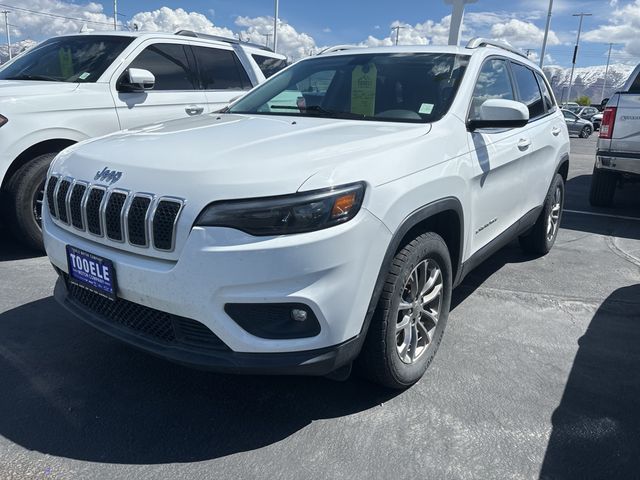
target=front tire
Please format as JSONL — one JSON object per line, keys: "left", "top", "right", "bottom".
{"left": 3, "top": 152, "right": 57, "bottom": 251}
{"left": 519, "top": 173, "right": 564, "bottom": 255}
{"left": 589, "top": 167, "right": 617, "bottom": 207}
{"left": 358, "top": 232, "right": 452, "bottom": 389}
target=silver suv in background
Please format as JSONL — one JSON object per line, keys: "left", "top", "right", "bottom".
{"left": 0, "top": 30, "right": 286, "bottom": 250}
{"left": 590, "top": 64, "right": 640, "bottom": 206}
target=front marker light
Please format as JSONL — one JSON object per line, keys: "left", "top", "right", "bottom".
{"left": 194, "top": 182, "right": 365, "bottom": 236}
{"left": 0, "top": 115, "right": 7, "bottom": 128}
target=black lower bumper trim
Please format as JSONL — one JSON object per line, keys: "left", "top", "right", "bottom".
{"left": 54, "top": 277, "right": 363, "bottom": 376}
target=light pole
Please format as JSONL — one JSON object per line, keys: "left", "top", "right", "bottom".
{"left": 273, "top": 0, "right": 279, "bottom": 52}
{"left": 539, "top": 0, "right": 553, "bottom": 67}
{"left": 444, "top": 0, "right": 477, "bottom": 46}
{"left": 113, "top": 0, "right": 118, "bottom": 31}
{"left": 601, "top": 43, "right": 613, "bottom": 103}
{"left": 2, "top": 10, "right": 10, "bottom": 60}
{"left": 391, "top": 25, "right": 405, "bottom": 45}
{"left": 566, "top": 12, "right": 592, "bottom": 104}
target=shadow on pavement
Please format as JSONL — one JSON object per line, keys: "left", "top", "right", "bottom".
{"left": 540, "top": 284, "right": 640, "bottom": 479}
{"left": 0, "top": 297, "right": 399, "bottom": 464}
{"left": 0, "top": 225, "right": 44, "bottom": 262}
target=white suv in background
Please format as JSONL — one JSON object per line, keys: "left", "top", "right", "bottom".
{"left": 43, "top": 39, "right": 569, "bottom": 389}
{"left": 0, "top": 30, "right": 286, "bottom": 249}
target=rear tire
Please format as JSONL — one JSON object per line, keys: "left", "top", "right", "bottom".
{"left": 3, "top": 152, "right": 57, "bottom": 251}
{"left": 519, "top": 173, "right": 564, "bottom": 255}
{"left": 589, "top": 167, "right": 617, "bottom": 207}
{"left": 357, "top": 232, "right": 452, "bottom": 389}
{"left": 579, "top": 125, "right": 592, "bottom": 138}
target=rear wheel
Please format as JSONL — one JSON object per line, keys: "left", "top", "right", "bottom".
{"left": 519, "top": 173, "right": 564, "bottom": 255}
{"left": 358, "top": 232, "right": 452, "bottom": 389}
{"left": 579, "top": 125, "right": 592, "bottom": 138}
{"left": 3, "top": 152, "right": 57, "bottom": 251}
{"left": 589, "top": 167, "right": 617, "bottom": 207}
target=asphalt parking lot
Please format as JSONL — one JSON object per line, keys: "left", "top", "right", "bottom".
{"left": 1, "top": 136, "right": 639, "bottom": 480}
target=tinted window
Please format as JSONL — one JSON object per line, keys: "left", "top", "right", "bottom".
{"left": 230, "top": 53, "right": 469, "bottom": 123}
{"left": 128, "top": 43, "right": 196, "bottom": 90}
{"left": 252, "top": 54, "right": 288, "bottom": 78}
{"left": 562, "top": 110, "right": 577, "bottom": 120}
{"left": 535, "top": 72, "right": 555, "bottom": 113}
{"left": 192, "top": 46, "right": 251, "bottom": 90}
{"left": 511, "top": 63, "right": 545, "bottom": 119}
{"left": 0, "top": 36, "right": 133, "bottom": 82}
{"left": 469, "top": 59, "right": 514, "bottom": 120}
{"left": 629, "top": 71, "right": 640, "bottom": 93}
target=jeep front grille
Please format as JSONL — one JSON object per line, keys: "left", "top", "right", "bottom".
{"left": 46, "top": 174, "right": 184, "bottom": 252}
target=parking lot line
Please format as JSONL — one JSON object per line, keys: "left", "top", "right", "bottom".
{"left": 564, "top": 209, "right": 640, "bottom": 222}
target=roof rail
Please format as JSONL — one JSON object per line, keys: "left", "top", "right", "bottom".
{"left": 465, "top": 37, "right": 528, "bottom": 59}
{"left": 175, "top": 30, "right": 275, "bottom": 53}
{"left": 317, "top": 45, "right": 363, "bottom": 55}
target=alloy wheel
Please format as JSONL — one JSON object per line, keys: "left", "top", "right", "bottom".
{"left": 547, "top": 185, "right": 562, "bottom": 241}
{"left": 32, "top": 179, "right": 45, "bottom": 228}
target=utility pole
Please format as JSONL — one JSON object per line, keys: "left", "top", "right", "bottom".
{"left": 566, "top": 12, "right": 591, "bottom": 104}
{"left": 273, "top": 0, "right": 279, "bottom": 52}
{"left": 445, "top": 0, "right": 477, "bottom": 46}
{"left": 601, "top": 43, "right": 613, "bottom": 103}
{"left": 2, "top": 10, "right": 10, "bottom": 60}
{"left": 539, "top": 0, "right": 553, "bottom": 67}
{"left": 113, "top": 0, "right": 118, "bottom": 31}
{"left": 391, "top": 26, "right": 405, "bottom": 45}
{"left": 262, "top": 33, "right": 273, "bottom": 48}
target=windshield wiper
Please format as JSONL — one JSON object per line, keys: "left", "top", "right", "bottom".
{"left": 4, "top": 74, "right": 62, "bottom": 82}
{"left": 269, "top": 104, "right": 365, "bottom": 119}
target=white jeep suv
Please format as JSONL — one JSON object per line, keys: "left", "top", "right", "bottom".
{"left": 42, "top": 39, "right": 570, "bottom": 389}
{"left": 0, "top": 30, "right": 286, "bottom": 250}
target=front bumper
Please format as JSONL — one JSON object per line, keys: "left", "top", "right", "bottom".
{"left": 596, "top": 151, "right": 640, "bottom": 175}
{"left": 44, "top": 208, "right": 391, "bottom": 359}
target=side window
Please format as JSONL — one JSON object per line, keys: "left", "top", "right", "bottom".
{"left": 469, "top": 59, "right": 514, "bottom": 120}
{"left": 535, "top": 72, "right": 555, "bottom": 113}
{"left": 192, "top": 46, "right": 251, "bottom": 90}
{"left": 127, "top": 43, "right": 196, "bottom": 90}
{"left": 562, "top": 110, "right": 576, "bottom": 120}
{"left": 252, "top": 54, "right": 288, "bottom": 78}
{"left": 511, "top": 63, "right": 545, "bottom": 119}
{"left": 629, "top": 72, "right": 640, "bottom": 93}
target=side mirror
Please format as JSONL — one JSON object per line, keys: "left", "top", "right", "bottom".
{"left": 117, "top": 68, "right": 155, "bottom": 92}
{"left": 467, "top": 99, "right": 529, "bottom": 130}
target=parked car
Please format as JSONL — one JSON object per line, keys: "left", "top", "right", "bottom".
{"left": 562, "top": 109, "right": 594, "bottom": 138}
{"left": 0, "top": 30, "right": 287, "bottom": 250}
{"left": 591, "top": 112, "right": 603, "bottom": 130}
{"left": 575, "top": 106, "right": 599, "bottom": 121}
{"left": 42, "top": 39, "right": 569, "bottom": 389}
{"left": 590, "top": 63, "right": 640, "bottom": 206}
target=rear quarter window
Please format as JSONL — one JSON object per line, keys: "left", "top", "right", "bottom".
{"left": 628, "top": 71, "right": 640, "bottom": 93}
{"left": 252, "top": 54, "right": 288, "bottom": 78}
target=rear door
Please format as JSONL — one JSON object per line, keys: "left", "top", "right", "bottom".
{"left": 191, "top": 44, "right": 253, "bottom": 112}
{"left": 111, "top": 41, "right": 207, "bottom": 129}
{"left": 466, "top": 57, "right": 530, "bottom": 253}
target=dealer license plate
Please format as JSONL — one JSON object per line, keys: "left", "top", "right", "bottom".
{"left": 66, "top": 245, "right": 117, "bottom": 300}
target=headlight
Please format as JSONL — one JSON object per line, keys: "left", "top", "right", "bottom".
{"left": 194, "top": 182, "right": 365, "bottom": 235}
{"left": 0, "top": 115, "right": 7, "bottom": 127}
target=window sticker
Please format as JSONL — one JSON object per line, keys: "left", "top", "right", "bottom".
{"left": 79, "top": 72, "right": 91, "bottom": 80}
{"left": 58, "top": 47, "right": 74, "bottom": 78}
{"left": 419, "top": 103, "right": 434, "bottom": 115}
{"left": 351, "top": 64, "right": 377, "bottom": 116}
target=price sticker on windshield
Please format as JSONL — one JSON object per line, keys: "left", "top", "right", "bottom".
{"left": 351, "top": 64, "right": 377, "bottom": 116}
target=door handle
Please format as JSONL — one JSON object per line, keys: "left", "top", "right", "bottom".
{"left": 185, "top": 105, "right": 204, "bottom": 116}
{"left": 517, "top": 138, "right": 531, "bottom": 151}
{"left": 551, "top": 126, "right": 561, "bottom": 136}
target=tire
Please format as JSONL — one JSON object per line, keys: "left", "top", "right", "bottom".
{"left": 579, "top": 125, "right": 592, "bottom": 138}
{"left": 3, "top": 152, "right": 57, "bottom": 251}
{"left": 357, "top": 232, "right": 452, "bottom": 389}
{"left": 589, "top": 167, "right": 617, "bottom": 207}
{"left": 519, "top": 173, "right": 564, "bottom": 255}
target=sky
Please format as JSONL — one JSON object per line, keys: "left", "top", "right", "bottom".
{"left": 2, "top": 0, "right": 640, "bottom": 67}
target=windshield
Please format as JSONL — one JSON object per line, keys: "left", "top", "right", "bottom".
{"left": 0, "top": 35, "right": 134, "bottom": 83}
{"left": 229, "top": 52, "right": 469, "bottom": 123}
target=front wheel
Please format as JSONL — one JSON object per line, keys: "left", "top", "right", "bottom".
{"left": 519, "top": 173, "right": 564, "bottom": 255}
{"left": 358, "top": 232, "right": 452, "bottom": 389}
{"left": 579, "top": 125, "right": 592, "bottom": 138}
{"left": 3, "top": 152, "right": 57, "bottom": 251}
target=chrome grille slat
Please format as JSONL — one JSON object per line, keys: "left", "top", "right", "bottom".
{"left": 46, "top": 174, "right": 184, "bottom": 253}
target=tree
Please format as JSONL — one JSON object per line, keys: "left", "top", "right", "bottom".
{"left": 576, "top": 95, "right": 591, "bottom": 106}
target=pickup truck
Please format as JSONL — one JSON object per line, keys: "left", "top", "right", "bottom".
{"left": 590, "top": 64, "right": 640, "bottom": 206}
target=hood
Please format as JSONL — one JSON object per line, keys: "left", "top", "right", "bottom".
{"left": 53, "top": 113, "right": 430, "bottom": 201}
{"left": 0, "top": 80, "right": 79, "bottom": 98}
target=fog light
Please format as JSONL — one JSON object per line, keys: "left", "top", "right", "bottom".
{"left": 291, "top": 309, "right": 308, "bottom": 322}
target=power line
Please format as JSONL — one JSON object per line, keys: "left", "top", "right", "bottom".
{"left": 0, "top": 3, "right": 116, "bottom": 28}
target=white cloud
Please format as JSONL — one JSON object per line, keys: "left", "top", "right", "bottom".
{"left": 129, "top": 7, "right": 234, "bottom": 37}
{"left": 322, "top": 27, "right": 332, "bottom": 33}
{"left": 490, "top": 19, "right": 560, "bottom": 48}
{"left": 360, "top": 17, "right": 450, "bottom": 47}
{"left": 235, "top": 16, "right": 317, "bottom": 59}
{"left": 582, "top": 0, "right": 640, "bottom": 57}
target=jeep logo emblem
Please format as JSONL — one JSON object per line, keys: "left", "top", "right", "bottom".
{"left": 94, "top": 167, "right": 123, "bottom": 185}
